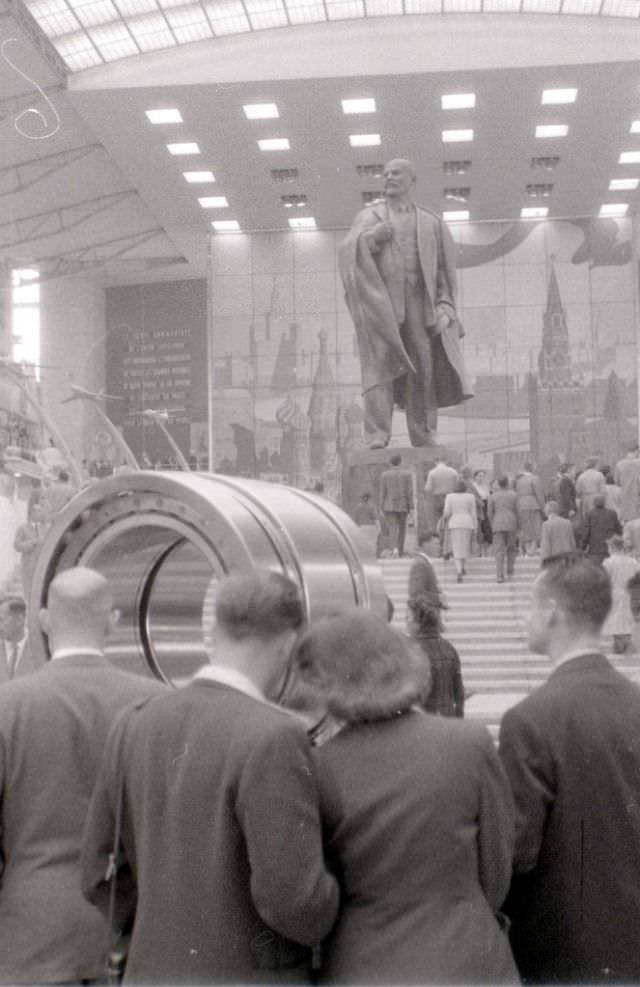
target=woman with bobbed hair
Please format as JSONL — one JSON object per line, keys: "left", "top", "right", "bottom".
{"left": 293, "top": 610, "right": 518, "bottom": 985}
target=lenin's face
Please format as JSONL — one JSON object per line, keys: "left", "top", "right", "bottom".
{"left": 384, "top": 160, "right": 415, "bottom": 198}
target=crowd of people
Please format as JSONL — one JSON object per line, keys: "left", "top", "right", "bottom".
{"left": 0, "top": 555, "right": 636, "bottom": 985}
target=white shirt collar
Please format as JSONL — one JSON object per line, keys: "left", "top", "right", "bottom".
{"left": 194, "top": 664, "right": 265, "bottom": 703}
{"left": 50, "top": 647, "right": 105, "bottom": 661}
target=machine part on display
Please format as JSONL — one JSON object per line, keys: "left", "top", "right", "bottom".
{"left": 29, "top": 471, "right": 388, "bottom": 690}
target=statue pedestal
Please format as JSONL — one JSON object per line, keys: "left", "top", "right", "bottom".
{"left": 342, "top": 444, "right": 463, "bottom": 553}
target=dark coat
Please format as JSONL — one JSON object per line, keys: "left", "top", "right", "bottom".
{"left": 499, "top": 654, "right": 640, "bottom": 983}
{"left": 0, "top": 656, "right": 166, "bottom": 985}
{"left": 550, "top": 474, "right": 577, "bottom": 518}
{"left": 314, "top": 711, "right": 518, "bottom": 984}
{"left": 0, "top": 636, "right": 41, "bottom": 683}
{"left": 81, "top": 680, "right": 339, "bottom": 985}
{"left": 414, "top": 633, "right": 465, "bottom": 718}
{"left": 488, "top": 490, "right": 518, "bottom": 533}
{"left": 380, "top": 465, "right": 413, "bottom": 513}
{"left": 580, "top": 504, "right": 622, "bottom": 561}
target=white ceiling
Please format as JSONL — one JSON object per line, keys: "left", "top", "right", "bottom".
{"left": 2, "top": 1, "right": 640, "bottom": 283}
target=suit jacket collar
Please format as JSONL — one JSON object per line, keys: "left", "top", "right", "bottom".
{"left": 547, "top": 651, "right": 612, "bottom": 683}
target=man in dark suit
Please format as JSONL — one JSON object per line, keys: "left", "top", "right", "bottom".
{"left": 499, "top": 554, "right": 640, "bottom": 983}
{"left": 81, "top": 570, "right": 339, "bottom": 985}
{"left": 0, "top": 596, "right": 40, "bottom": 683}
{"left": 580, "top": 493, "right": 621, "bottom": 564}
{"left": 549, "top": 462, "right": 577, "bottom": 519}
{"left": 0, "top": 566, "right": 166, "bottom": 985}
{"left": 379, "top": 453, "right": 414, "bottom": 557}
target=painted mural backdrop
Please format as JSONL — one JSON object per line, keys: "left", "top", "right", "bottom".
{"left": 103, "top": 219, "right": 637, "bottom": 489}
{"left": 206, "top": 217, "right": 637, "bottom": 495}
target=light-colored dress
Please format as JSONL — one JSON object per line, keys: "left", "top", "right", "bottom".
{"left": 603, "top": 554, "right": 640, "bottom": 637}
{"left": 443, "top": 491, "right": 477, "bottom": 560}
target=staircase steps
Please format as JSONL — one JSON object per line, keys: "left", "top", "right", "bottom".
{"left": 380, "top": 555, "right": 640, "bottom": 739}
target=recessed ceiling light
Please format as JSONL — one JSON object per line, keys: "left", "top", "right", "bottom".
{"left": 630, "top": 121, "right": 640, "bottom": 133}
{"left": 619, "top": 151, "right": 640, "bottom": 164}
{"left": 541, "top": 88, "right": 577, "bottom": 104}
{"left": 609, "top": 178, "right": 639, "bottom": 191}
{"left": 441, "top": 93, "right": 476, "bottom": 110}
{"left": 521, "top": 206, "right": 549, "bottom": 218}
{"left": 599, "top": 203, "right": 628, "bottom": 217}
{"left": 443, "top": 210, "right": 470, "bottom": 221}
{"left": 167, "top": 142, "right": 200, "bottom": 155}
{"left": 349, "top": 134, "right": 381, "bottom": 147}
{"left": 288, "top": 217, "right": 317, "bottom": 229}
{"left": 212, "top": 220, "right": 240, "bottom": 231}
{"left": 198, "top": 196, "right": 229, "bottom": 208}
{"left": 183, "top": 171, "right": 215, "bottom": 183}
{"left": 442, "top": 129, "right": 474, "bottom": 142}
{"left": 342, "top": 98, "right": 376, "bottom": 114}
{"left": 243, "top": 103, "right": 279, "bottom": 119}
{"left": 535, "top": 125, "right": 568, "bottom": 138}
{"left": 258, "top": 138, "right": 290, "bottom": 151}
{"left": 146, "top": 108, "right": 183, "bottom": 124}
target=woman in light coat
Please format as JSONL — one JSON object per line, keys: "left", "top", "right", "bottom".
{"left": 442, "top": 479, "right": 477, "bottom": 582}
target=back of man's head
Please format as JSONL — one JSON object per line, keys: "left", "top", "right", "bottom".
{"left": 390, "top": 453, "right": 402, "bottom": 467}
{"left": 42, "top": 567, "right": 114, "bottom": 651}
{"left": 545, "top": 500, "right": 559, "bottom": 516}
{"left": 586, "top": 455, "right": 600, "bottom": 469}
{"left": 538, "top": 554, "right": 612, "bottom": 635}
{"left": 215, "top": 570, "right": 304, "bottom": 643}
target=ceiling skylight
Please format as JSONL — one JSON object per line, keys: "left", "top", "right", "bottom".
{"left": 198, "top": 196, "right": 229, "bottom": 207}
{"left": 609, "top": 178, "right": 638, "bottom": 190}
{"left": 599, "top": 203, "right": 628, "bottom": 216}
{"left": 243, "top": 103, "right": 279, "bottom": 119}
{"left": 212, "top": 220, "right": 240, "bottom": 230}
{"left": 630, "top": 121, "right": 640, "bottom": 133}
{"left": 25, "top": 0, "right": 640, "bottom": 71}
{"left": 342, "top": 98, "right": 376, "bottom": 114}
{"left": 258, "top": 138, "right": 290, "bottom": 150}
{"left": 521, "top": 206, "right": 549, "bottom": 217}
{"left": 535, "top": 124, "right": 568, "bottom": 138}
{"left": 441, "top": 93, "right": 476, "bottom": 109}
{"left": 619, "top": 151, "right": 640, "bottom": 164}
{"left": 146, "top": 108, "right": 183, "bottom": 123}
{"left": 541, "top": 88, "right": 577, "bottom": 104}
{"left": 442, "top": 129, "right": 474, "bottom": 142}
{"left": 183, "top": 170, "right": 215, "bottom": 182}
{"left": 167, "top": 142, "right": 200, "bottom": 154}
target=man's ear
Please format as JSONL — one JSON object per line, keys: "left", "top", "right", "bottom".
{"left": 39, "top": 608, "right": 50, "bottom": 636}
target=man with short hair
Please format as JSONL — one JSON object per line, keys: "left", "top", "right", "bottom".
{"left": 0, "top": 566, "right": 166, "bottom": 985}
{"left": 380, "top": 453, "right": 414, "bottom": 557}
{"left": 540, "top": 500, "right": 576, "bottom": 562}
{"left": 576, "top": 455, "right": 606, "bottom": 519}
{"left": 614, "top": 442, "right": 640, "bottom": 523}
{"left": 581, "top": 493, "right": 621, "bottom": 564}
{"left": 424, "top": 456, "right": 458, "bottom": 543}
{"left": 0, "top": 596, "right": 39, "bottom": 682}
{"left": 499, "top": 555, "right": 640, "bottom": 983}
{"left": 82, "top": 570, "right": 339, "bottom": 985}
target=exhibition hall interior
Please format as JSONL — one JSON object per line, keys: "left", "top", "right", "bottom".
{"left": 1, "top": 0, "right": 640, "bottom": 729}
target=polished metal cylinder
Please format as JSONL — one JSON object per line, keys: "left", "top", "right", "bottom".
{"left": 30, "top": 471, "right": 387, "bottom": 684}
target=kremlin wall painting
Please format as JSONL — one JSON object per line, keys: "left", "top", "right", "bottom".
{"left": 105, "top": 215, "right": 638, "bottom": 496}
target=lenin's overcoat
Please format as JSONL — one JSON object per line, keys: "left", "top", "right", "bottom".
{"left": 0, "top": 656, "right": 166, "bottom": 985}
{"left": 82, "top": 680, "right": 339, "bottom": 985}
{"left": 314, "top": 710, "right": 518, "bottom": 984}
{"left": 499, "top": 654, "right": 640, "bottom": 983}
{"left": 339, "top": 202, "right": 472, "bottom": 405}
